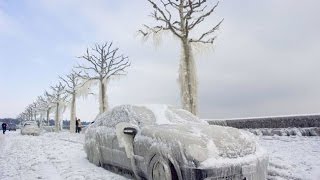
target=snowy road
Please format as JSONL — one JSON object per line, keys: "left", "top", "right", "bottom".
{"left": 0, "top": 131, "right": 126, "bottom": 180}
{"left": 0, "top": 131, "right": 319, "bottom": 180}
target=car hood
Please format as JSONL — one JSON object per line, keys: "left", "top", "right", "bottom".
{"left": 140, "top": 124, "right": 257, "bottom": 160}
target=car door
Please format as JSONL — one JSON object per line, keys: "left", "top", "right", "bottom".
{"left": 109, "top": 109, "right": 132, "bottom": 169}
{"left": 97, "top": 126, "right": 116, "bottom": 165}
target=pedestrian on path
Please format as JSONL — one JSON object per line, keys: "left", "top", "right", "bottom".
{"left": 77, "top": 119, "right": 82, "bottom": 133}
{"left": 75, "top": 117, "right": 79, "bottom": 133}
{"left": 2, "top": 122, "right": 7, "bottom": 134}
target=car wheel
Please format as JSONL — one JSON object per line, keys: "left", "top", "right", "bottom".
{"left": 148, "top": 155, "right": 175, "bottom": 180}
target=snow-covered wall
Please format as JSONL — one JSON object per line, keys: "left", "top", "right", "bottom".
{"left": 206, "top": 114, "right": 320, "bottom": 129}
{"left": 248, "top": 127, "right": 320, "bottom": 136}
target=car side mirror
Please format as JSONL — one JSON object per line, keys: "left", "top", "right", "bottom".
{"left": 123, "top": 127, "right": 137, "bottom": 136}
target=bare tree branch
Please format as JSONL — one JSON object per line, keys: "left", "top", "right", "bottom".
{"left": 76, "top": 42, "right": 130, "bottom": 113}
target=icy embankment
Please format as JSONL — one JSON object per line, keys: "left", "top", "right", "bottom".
{"left": 0, "top": 131, "right": 126, "bottom": 180}
{"left": 248, "top": 127, "right": 320, "bottom": 136}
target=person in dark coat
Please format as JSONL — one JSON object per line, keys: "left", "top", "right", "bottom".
{"left": 77, "top": 119, "right": 82, "bottom": 133}
{"left": 75, "top": 118, "right": 79, "bottom": 133}
{"left": 2, "top": 122, "right": 7, "bottom": 134}
{"left": 76, "top": 118, "right": 79, "bottom": 133}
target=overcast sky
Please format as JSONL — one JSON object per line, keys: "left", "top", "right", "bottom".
{"left": 1, "top": 0, "right": 320, "bottom": 121}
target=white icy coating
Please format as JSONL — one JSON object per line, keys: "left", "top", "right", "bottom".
{"left": 53, "top": 101, "right": 67, "bottom": 131}
{"left": 179, "top": 42, "right": 198, "bottom": 115}
{"left": 248, "top": 127, "right": 320, "bottom": 136}
{"left": 205, "top": 113, "right": 320, "bottom": 121}
{"left": 99, "top": 79, "right": 108, "bottom": 114}
{"left": 21, "top": 121, "right": 40, "bottom": 136}
{"left": 115, "top": 122, "right": 136, "bottom": 158}
{"left": 75, "top": 79, "right": 96, "bottom": 99}
{"left": 87, "top": 104, "right": 261, "bottom": 162}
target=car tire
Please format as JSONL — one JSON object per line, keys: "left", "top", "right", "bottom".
{"left": 148, "top": 154, "right": 177, "bottom": 180}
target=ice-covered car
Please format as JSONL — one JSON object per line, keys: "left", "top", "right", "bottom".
{"left": 21, "top": 121, "right": 40, "bottom": 136}
{"left": 8, "top": 123, "right": 17, "bottom": 131}
{"left": 84, "top": 105, "right": 268, "bottom": 180}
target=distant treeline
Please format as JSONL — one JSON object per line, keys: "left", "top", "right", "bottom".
{"left": 0, "top": 118, "right": 91, "bottom": 126}
{"left": 0, "top": 118, "right": 20, "bottom": 124}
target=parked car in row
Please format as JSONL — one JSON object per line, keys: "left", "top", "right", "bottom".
{"left": 21, "top": 121, "right": 40, "bottom": 136}
{"left": 84, "top": 104, "right": 268, "bottom": 180}
{"left": 8, "top": 123, "right": 17, "bottom": 131}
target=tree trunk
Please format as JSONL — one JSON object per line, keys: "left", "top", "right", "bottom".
{"left": 55, "top": 103, "right": 60, "bottom": 132}
{"left": 179, "top": 39, "right": 198, "bottom": 115}
{"left": 70, "top": 93, "right": 76, "bottom": 133}
{"left": 39, "top": 113, "right": 43, "bottom": 128}
{"left": 177, "top": 0, "right": 197, "bottom": 115}
{"left": 46, "top": 108, "right": 50, "bottom": 126}
{"left": 99, "top": 80, "right": 108, "bottom": 114}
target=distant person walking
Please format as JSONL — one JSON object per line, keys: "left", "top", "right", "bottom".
{"left": 75, "top": 117, "right": 79, "bottom": 133}
{"left": 76, "top": 119, "right": 82, "bottom": 133}
{"left": 77, "top": 119, "right": 82, "bottom": 133}
{"left": 2, "top": 122, "right": 7, "bottom": 134}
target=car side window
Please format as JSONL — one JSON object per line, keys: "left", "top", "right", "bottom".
{"left": 105, "top": 108, "right": 130, "bottom": 128}
{"left": 131, "top": 106, "right": 155, "bottom": 125}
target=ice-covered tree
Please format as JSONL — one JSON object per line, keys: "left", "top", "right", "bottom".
{"left": 76, "top": 42, "right": 130, "bottom": 114}
{"left": 139, "top": 0, "right": 223, "bottom": 115}
{"left": 60, "top": 71, "right": 84, "bottom": 133}
{"left": 25, "top": 104, "right": 35, "bottom": 121}
{"left": 43, "top": 92, "right": 54, "bottom": 125}
{"left": 46, "top": 82, "right": 68, "bottom": 131}
{"left": 36, "top": 94, "right": 53, "bottom": 126}
{"left": 30, "top": 102, "right": 38, "bottom": 121}
{"left": 17, "top": 113, "right": 27, "bottom": 125}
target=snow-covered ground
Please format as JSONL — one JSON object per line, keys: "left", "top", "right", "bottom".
{"left": 0, "top": 131, "right": 319, "bottom": 180}
{"left": 259, "top": 136, "right": 320, "bottom": 180}
{"left": 0, "top": 131, "right": 126, "bottom": 180}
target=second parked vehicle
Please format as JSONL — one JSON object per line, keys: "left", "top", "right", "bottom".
{"left": 8, "top": 124, "right": 17, "bottom": 131}
{"left": 21, "top": 121, "right": 40, "bottom": 136}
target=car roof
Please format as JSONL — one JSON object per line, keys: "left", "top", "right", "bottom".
{"left": 95, "top": 104, "right": 206, "bottom": 126}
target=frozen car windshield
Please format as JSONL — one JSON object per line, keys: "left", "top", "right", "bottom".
{"left": 94, "top": 105, "right": 207, "bottom": 128}
{"left": 24, "top": 121, "right": 37, "bottom": 126}
{"left": 95, "top": 106, "right": 131, "bottom": 128}
{"left": 131, "top": 105, "right": 206, "bottom": 125}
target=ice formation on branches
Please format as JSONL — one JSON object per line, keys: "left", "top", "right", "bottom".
{"left": 76, "top": 42, "right": 130, "bottom": 114}
{"left": 139, "top": 0, "right": 223, "bottom": 115}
